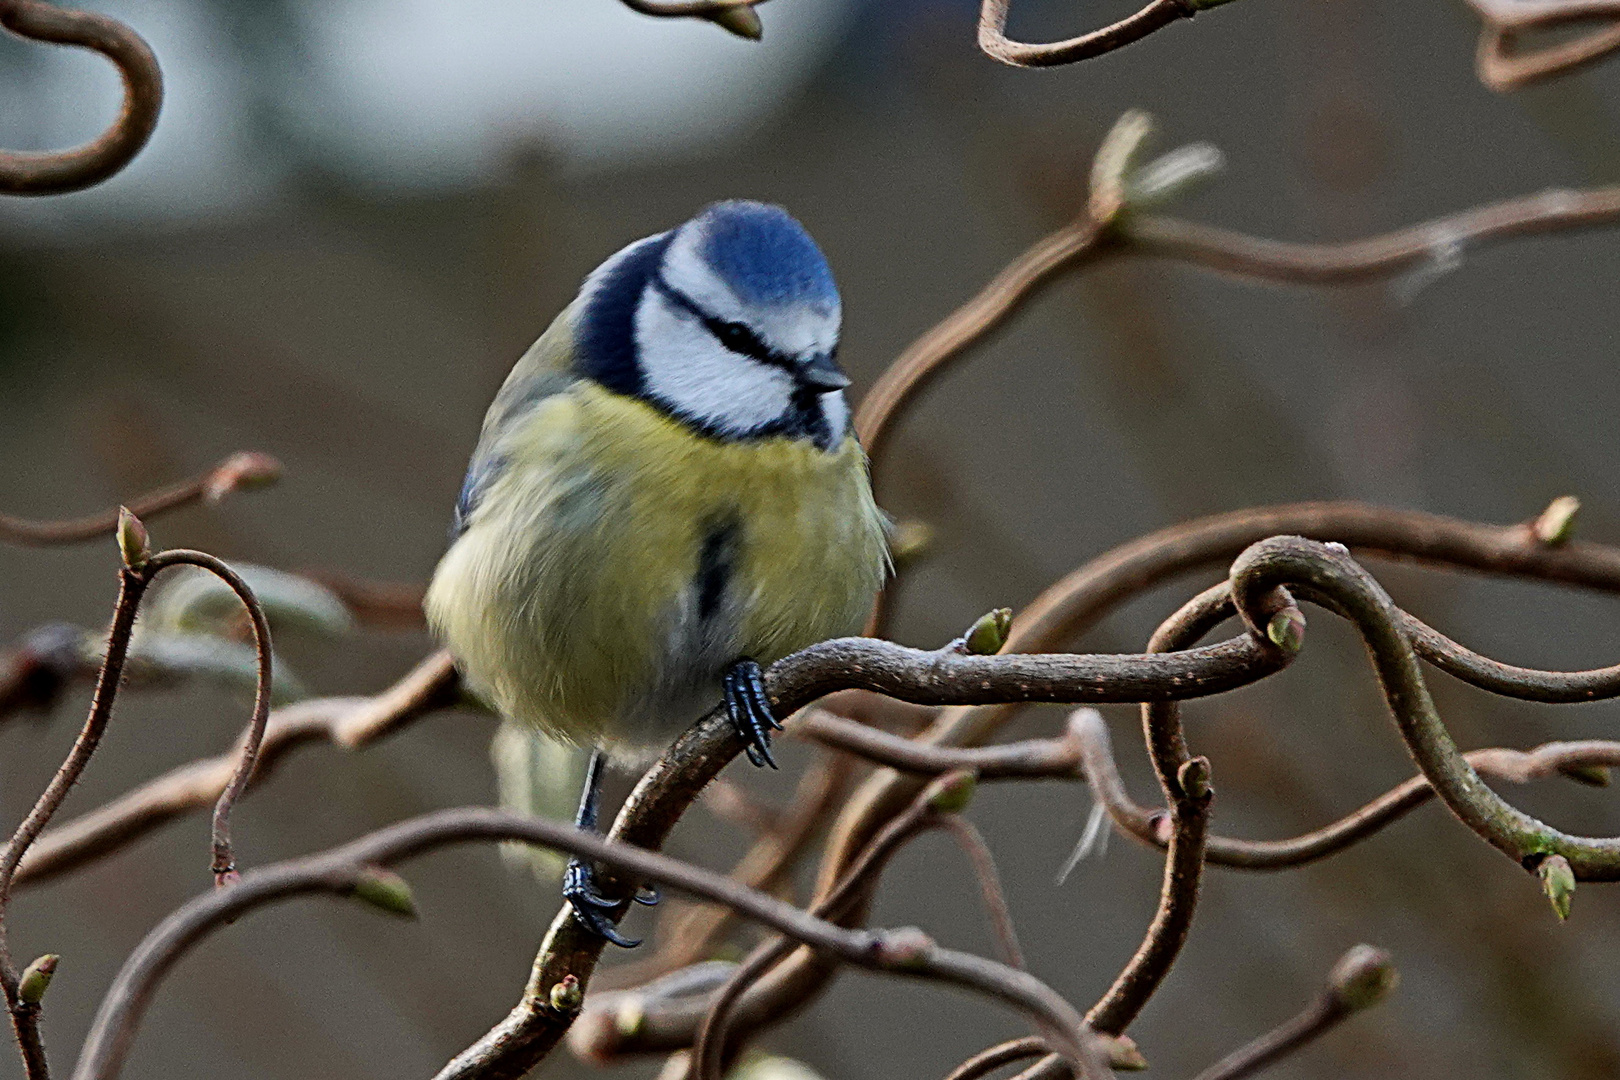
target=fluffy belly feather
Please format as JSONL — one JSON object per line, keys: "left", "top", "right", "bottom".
{"left": 426, "top": 383, "right": 887, "bottom": 759}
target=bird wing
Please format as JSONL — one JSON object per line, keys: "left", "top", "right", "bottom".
{"left": 452, "top": 303, "right": 581, "bottom": 538}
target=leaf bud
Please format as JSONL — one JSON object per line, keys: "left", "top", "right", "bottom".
{"left": 1266, "top": 607, "right": 1306, "bottom": 653}
{"left": 962, "top": 608, "right": 1012, "bottom": 655}
{"left": 1539, "top": 854, "right": 1575, "bottom": 921}
{"left": 116, "top": 507, "right": 151, "bottom": 570}
{"left": 351, "top": 867, "right": 417, "bottom": 918}
{"left": 17, "top": 955, "right": 58, "bottom": 1005}
{"left": 1533, "top": 495, "right": 1580, "bottom": 546}
{"left": 875, "top": 926, "right": 936, "bottom": 969}
{"left": 1327, "top": 944, "right": 1398, "bottom": 1012}
{"left": 926, "top": 770, "right": 977, "bottom": 814}
{"left": 549, "top": 974, "right": 584, "bottom": 1013}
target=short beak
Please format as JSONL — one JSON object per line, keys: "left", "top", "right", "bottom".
{"left": 797, "top": 354, "right": 851, "bottom": 392}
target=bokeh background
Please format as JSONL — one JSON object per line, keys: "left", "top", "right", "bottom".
{"left": 5, "top": 0, "right": 1620, "bottom": 1077}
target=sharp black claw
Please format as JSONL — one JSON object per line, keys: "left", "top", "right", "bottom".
{"left": 634, "top": 884, "right": 661, "bottom": 907}
{"left": 564, "top": 857, "right": 641, "bottom": 947}
{"left": 725, "top": 659, "right": 779, "bottom": 769}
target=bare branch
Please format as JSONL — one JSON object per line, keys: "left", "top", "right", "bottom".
{"left": 1229, "top": 537, "right": 1620, "bottom": 879}
{"left": 15, "top": 650, "right": 461, "bottom": 888}
{"left": 1073, "top": 708, "right": 1620, "bottom": 870}
{"left": 75, "top": 807, "right": 1108, "bottom": 1080}
{"left": 0, "top": 453, "right": 281, "bottom": 546}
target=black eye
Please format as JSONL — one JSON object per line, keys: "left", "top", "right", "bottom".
{"left": 714, "top": 321, "right": 757, "bottom": 355}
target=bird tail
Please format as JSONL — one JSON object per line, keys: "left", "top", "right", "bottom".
{"left": 490, "top": 718, "right": 589, "bottom": 882}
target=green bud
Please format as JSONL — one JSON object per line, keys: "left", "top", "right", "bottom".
{"left": 1102, "top": 1034, "right": 1148, "bottom": 1072}
{"left": 549, "top": 974, "right": 584, "bottom": 1013}
{"left": 1328, "top": 944, "right": 1398, "bottom": 1011}
{"left": 351, "top": 867, "right": 417, "bottom": 918}
{"left": 926, "top": 770, "right": 977, "bottom": 814}
{"left": 1557, "top": 762, "right": 1610, "bottom": 788}
{"left": 705, "top": 3, "right": 762, "bottom": 39}
{"left": 1177, "top": 756, "right": 1212, "bottom": 802}
{"left": 116, "top": 507, "right": 151, "bottom": 570}
{"left": 17, "top": 955, "right": 58, "bottom": 1005}
{"left": 1533, "top": 496, "right": 1580, "bottom": 546}
{"left": 1540, "top": 854, "right": 1575, "bottom": 921}
{"left": 962, "top": 608, "right": 1012, "bottom": 655}
{"left": 1266, "top": 607, "right": 1306, "bottom": 653}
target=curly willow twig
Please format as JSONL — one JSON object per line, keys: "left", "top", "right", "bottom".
{"left": 0, "top": 0, "right": 162, "bottom": 195}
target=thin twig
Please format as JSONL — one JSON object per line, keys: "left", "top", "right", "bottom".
{"left": 977, "top": 0, "right": 1208, "bottom": 68}
{"left": 596, "top": 754, "right": 848, "bottom": 992}
{"left": 942, "top": 1037, "right": 1051, "bottom": 1080}
{"left": 939, "top": 816, "right": 1025, "bottom": 970}
{"left": 1074, "top": 707, "right": 1620, "bottom": 870}
{"left": 1187, "top": 946, "right": 1397, "bottom": 1080}
{"left": 74, "top": 807, "right": 1109, "bottom": 1080}
{"left": 14, "top": 650, "right": 461, "bottom": 888}
{"left": 0, "top": 453, "right": 280, "bottom": 546}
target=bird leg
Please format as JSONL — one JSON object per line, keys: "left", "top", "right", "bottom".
{"left": 564, "top": 748, "right": 656, "bottom": 948}
{"left": 724, "top": 658, "right": 782, "bottom": 769}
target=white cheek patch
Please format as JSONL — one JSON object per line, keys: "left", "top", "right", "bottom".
{"left": 636, "top": 290, "right": 794, "bottom": 436}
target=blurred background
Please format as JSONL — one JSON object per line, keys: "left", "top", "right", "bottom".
{"left": 4, "top": 0, "right": 1620, "bottom": 1077}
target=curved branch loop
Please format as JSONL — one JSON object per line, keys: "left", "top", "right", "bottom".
{"left": 977, "top": 0, "right": 1200, "bottom": 68}
{"left": 0, "top": 0, "right": 162, "bottom": 195}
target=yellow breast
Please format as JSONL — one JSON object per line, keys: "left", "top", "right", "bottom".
{"left": 427, "top": 380, "right": 888, "bottom": 753}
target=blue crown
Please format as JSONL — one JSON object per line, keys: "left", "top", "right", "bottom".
{"left": 693, "top": 201, "right": 838, "bottom": 309}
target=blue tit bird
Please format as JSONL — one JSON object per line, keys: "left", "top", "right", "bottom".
{"left": 425, "top": 200, "right": 889, "bottom": 946}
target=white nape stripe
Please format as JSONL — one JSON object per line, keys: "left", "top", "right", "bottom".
{"left": 819, "top": 386, "right": 850, "bottom": 445}
{"left": 635, "top": 287, "right": 795, "bottom": 437}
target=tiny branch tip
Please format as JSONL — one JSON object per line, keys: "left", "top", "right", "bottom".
{"left": 351, "top": 867, "right": 418, "bottom": 918}
{"left": 1533, "top": 496, "right": 1580, "bottom": 546}
{"left": 1539, "top": 854, "right": 1575, "bottom": 920}
{"left": 116, "top": 507, "right": 150, "bottom": 569}
{"left": 705, "top": 3, "right": 762, "bottom": 38}
{"left": 17, "top": 955, "right": 59, "bottom": 1005}
{"left": 1328, "top": 945, "right": 1397, "bottom": 1011}
{"left": 204, "top": 451, "right": 283, "bottom": 503}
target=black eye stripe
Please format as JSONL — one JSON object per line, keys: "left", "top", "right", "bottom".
{"left": 652, "top": 273, "right": 795, "bottom": 372}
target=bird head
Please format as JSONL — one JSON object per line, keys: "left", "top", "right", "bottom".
{"left": 574, "top": 200, "right": 850, "bottom": 450}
